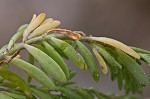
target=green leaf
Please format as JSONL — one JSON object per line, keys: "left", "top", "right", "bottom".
{"left": 92, "top": 48, "right": 108, "bottom": 75}
{"left": 0, "top": 69, "right": 32, "bottom": 98}
{"left": 89, "top": 37, "right": 140, "bottom": 59}
{"left": 11, "top": 58, "right": 55, "bottom": 90}
{"left": 74, "top": 89, "right": 94, "bottom": 99}
{"left": 116, "top": 49, "right": 148, "bottom": 87}
{"left": 24, "top": 44, "right": 67, "bottom": 83}
{"left": 50, "top": 37, "right": 87, "bottom": 70}
{"left": 31, "top": 88, "right": 53, "bottom": 99}
{"left": 48, "top": 40, "right": 68, "bottom": 59}
{"left": 0, "top": 92, "right": 14, "bottom": 99}
{"left": 27, "top": 52, "right": 34, "bottom": 83}
{"left": 125, "top": 69, "right": 140, "bottom": 93}
{"left": 56, "top": 87, "right": 83, "bottom": 99}
{"left": 123, "top": 68, "right": 133, "bottom": 94}
{"left": 0, "top": 82, "right": 17, "bottom": 89}
{"left": 117, "top": 69, "right": 123, "bottom": 90}
{"left": 61, "top": 82, "right": 77, "bottom": 86}
{"left": 43, "top": 41, "right": 70, "bottom": 79}
{"left": 139, "top": 53, "right": 150, "bottom": 65}
{"left": 76, "top": 40, "right": 100, "bottom": 82}
{"left": 32, "top": 44, "right": 49, "bottom": 74}
{"left": 130, "top": 46, "right": 150, "bottom": 54}
{"left": 32, "top": 43, "right": 47, "bottom": 54}
{"left": 17, "top": 24, "right": 29, "bottom": 33}
{"left": 0, "top": 45, "right": 7, "bottom": 54}
{"left": 64, "top": 40, "right": 74, "bottom": 45}
{"left": 93, "top": 44, "right": 120, "bottom": 74}
{"left": 0, "top": 91, "right": 26, "bottom": 99}
{"left": 105, "top": 47, "right": 148, "bottom": 93}
{"left": 7, "top": 24, "right": 28, "bottom": 50}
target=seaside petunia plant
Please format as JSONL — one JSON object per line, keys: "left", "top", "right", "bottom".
{"left": 0, "top": 13, "right": 150, "bottom": 99}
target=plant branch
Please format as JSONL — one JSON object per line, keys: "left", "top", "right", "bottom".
{"left": 0, "top": 33, "right": 66, "bottom": 64}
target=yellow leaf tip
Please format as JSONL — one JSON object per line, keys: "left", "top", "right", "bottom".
{"left": 90, "top": 37, "right": 140, "bottom": 59}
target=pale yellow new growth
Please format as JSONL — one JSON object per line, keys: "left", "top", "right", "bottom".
{"left": 92, "top": 48, "right": 108, "bottom": 75}
{"left": 41, "top": 18, "right": 53, "bottom": 25}
{"left": 23, "top": 13, "right": 45, "bottom": 41}
{"left": 90, "top": 37, "right": 140, "bottom": 59}
{"left": 28, "top": 20, "right": 61, "bottom": 39}
{"left": 30, "top": 14, "right": 37, "bottom": 24}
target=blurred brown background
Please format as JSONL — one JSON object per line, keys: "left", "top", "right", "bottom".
{"left": 0, "top": 0, "right": 150, "bottom": 98}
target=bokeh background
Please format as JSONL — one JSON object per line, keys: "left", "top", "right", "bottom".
{"left": 0, "top": 0, "right": 150, "bottom": 98}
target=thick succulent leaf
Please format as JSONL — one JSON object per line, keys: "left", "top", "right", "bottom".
{"left": 32, "top": 44, "right": 50, "bottom": 74}
{"left": 43, "top": 41, "right": 70, "bottom": 79}
{"left": 83, "top": 88, "right": 107, "bottom": 99}
{"left": 56, "top": 87, "right": 83, "bottom": 99}
{"left": 0, "top": 91, "right": 26, "bottom": 99}
{"left": 93, "top": 44, "right": 121, "bottom": 74}
{"left": 104, "top": 47, "right": 122, "bottom": 81}
{"left": 105, "top": 47, "right": 148, "bottom": 92}
{"left": 48, "top": 40, "right": 68, "bottom": 59}
{"left": 117, "top": 69, "right": 123, "bottom": 90}
{"left": 24, "top": 44, "right": 67, "bottom": 83}
{"left": 61, "top": 82, "right": 77, "bottom": 87}
{"left": 89, "top": 37, "right": 140, "bottom": 59}
{"left": 131, "top": 46, "right": 150, "bottom": 54}
{"left": 17, "top": 24, "right": 29, "bottom": 33}
{"left": 0, "top": 69, "right": 32, "bottom": 98}
{"left": 92, "top": 48, "right": 108, "bottom": 75}
{"left": 76, "top": 40, "right": 100, "bottom": 82}
{"left": 25, "top": 13, "right": 45, "bottom": 33}
{"left": 74, "top": 89, "right": 94, "bottom": 99}
{"left": 7, "top": 24, "right": 28, "bottom": 50}
{"left": 0, "top": 92, "right": 14, "bottom": 99}
{"left": 50, "top": 37, "right": 87, "bottom": 70}
{"left": 64, "top": 40, "right": 74, "bottom": 45}
{"left": 41, "top": 18, "right": 53, "bottom": 25}
{"left": 0, "top": 82, "right": 17, "bottom": 89}
{"left": 11, "top": 58, "right": 55, "bottom": 90}
{"left": 23, "top": 13, "right": 45, "bottom": 41}
{"left": 28, "top": 20, "right": 60, "bottom": 39}
{"left": 139, "top": 53, "right": 150, "bottom": 65}
{"left": 0, "top": 45, "right": 7, "bottom": 54}
{"left": 31, "top": 88, "right": 53, "bottom": 99}
{"left": 32, "top": 44, "right": 47, "bottom": 53}
{"left": 27, "top": 52, "right": 34, "bottom": 83}
{"left": 125, "top": 69, "right": 140, "bottom": 94}
{"left": 29, "top": 14, "right": 37, "bottom": 24}
{"left": 28, "top": 52, "right": 34, "bottom": 65}
{"left": 116, "top": 49, "right": 148, "bottom": 87}
{"left": 124, "top": 68, "right": 134, "bottom": 94}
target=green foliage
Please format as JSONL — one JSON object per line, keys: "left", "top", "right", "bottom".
{"left": 0, "top": 69, "right": 32, "bottom": 98}
{"left": 24, "top": 44, "right": 67, "bottom": 83}
{"left": 0, "top": 21, "right": 150, "bottom": 99}
{"left": 11, "top": 58, "right": 55, "bottom": 90}
{"left": 0, "top": 91, "right": 26, "bottom": 99}
{"left": 50, "top": 37, "right": 87, "bottom": 70}
{"left": 42, "top": 41, "right": 70, "bottom": 79}
{"left": 76, "top": 40, "right": 100, "bottom": 82}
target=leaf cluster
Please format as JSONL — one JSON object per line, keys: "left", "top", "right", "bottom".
{"left": 0, "top": 14, "right": 150, "bottom": 99}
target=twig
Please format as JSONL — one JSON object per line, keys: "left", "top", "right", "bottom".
{"left": 0, "top": 33, "right": 66, "bottom": 64}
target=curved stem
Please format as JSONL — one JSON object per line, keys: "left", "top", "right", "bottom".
{"left": 0, "top": 33, "right": 92, "bottom": 65}
{"left": 0, "top": 33, "right": 66, "bottom": 61}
